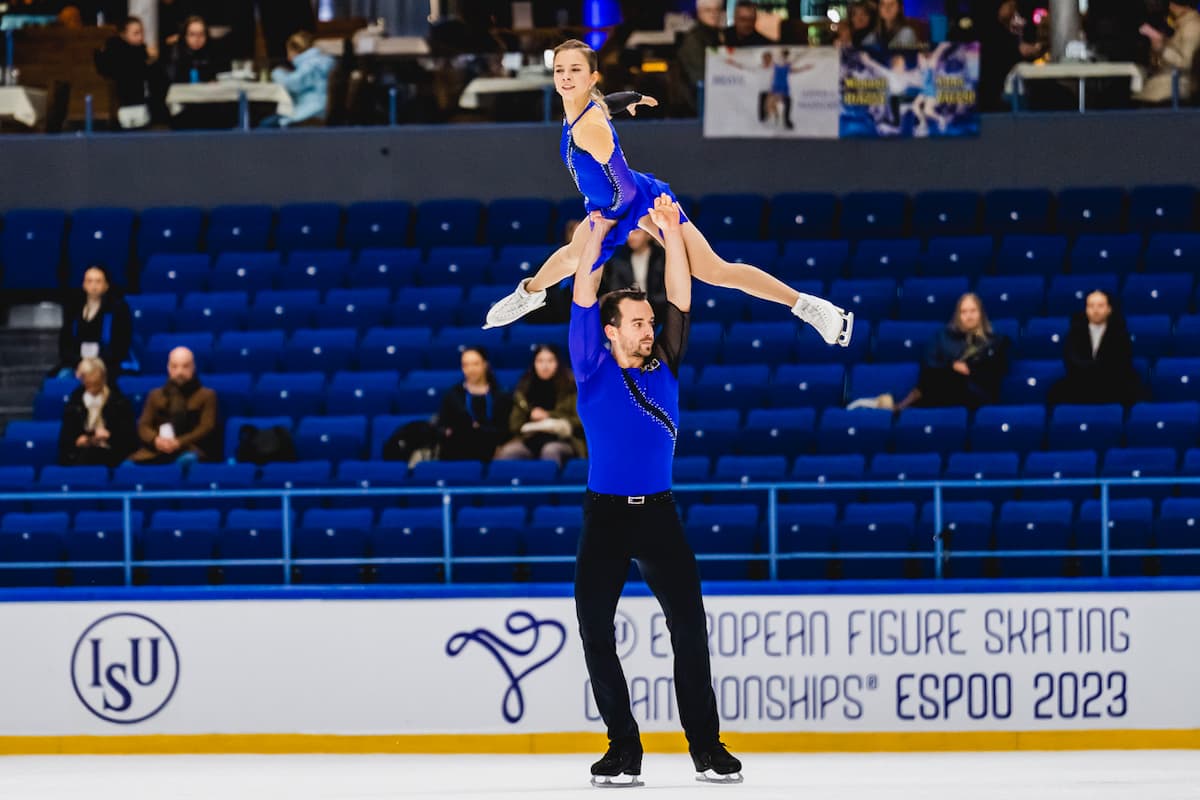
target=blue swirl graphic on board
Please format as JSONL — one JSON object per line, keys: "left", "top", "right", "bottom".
{"left": 445, "top": 610, "right": 567, "bottom": 723}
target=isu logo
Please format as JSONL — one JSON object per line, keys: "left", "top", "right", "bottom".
{"left": 70, "top": 612, "right": 180, "bottom": 725}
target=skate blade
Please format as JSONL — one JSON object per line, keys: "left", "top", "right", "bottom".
{"left": 696, "top": 770, "right": 743, "bottom": 784}
{"left": 836, "top": 310, "right": 854, "bottom": 347}
{"left": 591, "top": 774, "right": 644, "bottom": 788}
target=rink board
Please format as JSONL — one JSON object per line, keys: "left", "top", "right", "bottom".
{"left": 1, "top": 579, "right": 1198, "bottom": 754}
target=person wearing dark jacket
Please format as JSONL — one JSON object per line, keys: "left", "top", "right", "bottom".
{"left": 56, "top": 266, "right": 133, "bottom": 380}
{"left": 897, "top": 293, "right": 1011, "bottom": 411}
{"left": 165, "top": 16, "right": 229, "bottom": 84}
{"left": 129, "top": 347, "right": 220, "bottom": 464}
{"left": 93, "top": 15, "right": 168, "bottom": 127}
{"left": 496, "top": 345, "right": 586, "bottom": 466}
{"left": 1049, "top": 290, "right": 1144, "bottom": 407}
{"left": 59, "top": 357, "right": 136, "bottom": 467}
{"left": 599, "top": 228, "right": 667, "bottom": 318}
{"left": 437, "top": 347, "right": 513, "bottom": 462}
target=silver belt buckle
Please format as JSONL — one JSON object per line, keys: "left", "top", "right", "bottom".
{"left": 627, "top": 495, "right": 645, "bottom": 505}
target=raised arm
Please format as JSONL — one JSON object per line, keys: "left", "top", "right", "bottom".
{"left": 572, "top": 212, "right": 616, "bottom": 309}
{"left": 647, "top": 194, "right": 690, "bottom": 314}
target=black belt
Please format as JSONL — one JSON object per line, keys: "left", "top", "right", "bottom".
{"left": 586, "top": 489, "right": 674, "bottom": 506}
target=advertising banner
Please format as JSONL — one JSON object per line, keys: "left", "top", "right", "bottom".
{"left": 703, "top": 46, "right": 840, "bottom": 139}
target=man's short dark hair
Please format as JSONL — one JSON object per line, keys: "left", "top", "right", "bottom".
{"left": 599, "top": 288, "right": 648, "bottom": 328}
{"left": 735, "top": 1, "right": 759, "bottom": 10}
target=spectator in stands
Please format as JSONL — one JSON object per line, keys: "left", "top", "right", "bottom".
{"left": 726, "top": 1, "right": 773, "bottom": 47}
{"left": 55, "top": 266, "right": 132, "bottom": 381}
{"left": 600, "top": 228, "right": 667, "bottom": 318}
{"left": 838, "top": 2, "right": 879, "bottom": 48}
{"left": 496, "top": 345, "right": 586, "bottom": 466}
{"left": 1048, "top": 290, "right": 1144, "bottom": 407}
{"left": 165, "top": 16, "right": 229, "bottom": 84}
{"left": 129, "top": 346, "right": 219, "bottom": 464}
{"left": 1134, "top": 0, "right": 1200, "bottom": 104}
{"left": 94, "top": 15, "right": 168, "bottom": 129}
{"left": 437, "top": 347, "right": 513, "bottom": 462}
{"left": 678, "top": 0, "right": 726, "bottom": 107}
{"left": 978, "top": 0, "right": 1045, "bottom": 111}
{"left": 262, "top": 30, "right": 335, "bottom": 127}
{"left": 869, "top": 0, "right": 921, "bottom": 49}
{"left": 58, "top": 357, "right": 135, "bottom": 467}
{"left": 896, "top": 293, "right": 1010, "bottom": 411}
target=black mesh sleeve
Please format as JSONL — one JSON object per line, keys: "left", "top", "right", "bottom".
{"left": 653, "top": 301, "right": 689, "bottom": 377}
{"left": 605, "top": 91, "right": 644, "bottom": 115}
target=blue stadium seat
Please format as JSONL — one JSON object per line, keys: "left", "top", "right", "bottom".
{"left": 1045, "top": 274, "right": 1119, "bottom": 312}
{"left": 212, "top": 330, "right": 285, "bottom": 374}
{"left": 281, "top": 328, "right": 358, "bottom": 373}
{"left": 136, "top": 206, "right": 203, "bottom": 264}
{"left": 697, "top": 193, "right": 766, "bottom": 240}
{"left": 357, "top": 327, "right": 431, "bottom": 372}
{"left": 399, "top": 370, "right": 460, "bottom": 415}
{"left": 690, "top": 283, "right": 750, "bottom": 325}
{"left": 211, "top": 251, "right": 282, "bottom": 292}
{"left": 713, "top": 241, "right": 778, "bottom": 272}
{"left": 898, "top": 277, "right": 969, "bottom": 321}
{"left": 486, "top": 198, "right": 553, "bottom": 245}
{"left": 484, "top": 460, "right": 560, "bottom": 511}
{"left": 344, "top": 201, "right": 412, "bottom": 250}
{"left": 873, "top": 320, "right": 939, "bottom": 362}
{"left": 219, "top": 509, "right": 288, "bottom": 584}
{"left": 410, "top": 460, "right": 484, "bottom": 489}
{"left": 995, "top": 235, "right": 1067, "bottom": 275}
{"left": 1, "top": 420, "right": 62, "bottom": 470}
{"left": 126, "top": 293, "right": 177, "bottom": 338}
{"left": 372, "top": 507, "right": 444, "bottom": 583}
{"left": 36, "top": 466, "right": 111, "bottom": 513}
{"left": 224, "top": 416, "right": 293, "bottom": 465}
{"left": 1122, "top": 272, "right": 1194, "bottom": 316}
{"left": 1175, "top": 316, "right": 1200, "bottom": 357}
{"left": 0, "top": 466, "right": 36, "bottom": 514}
{"left": 911, "top": 190, "right": 980, "bottom": 237}
{"left": 983, "top": 189, "right": 1053, "bottom": 234}
{"left": 740, "top": 407, "right": 817, "bottom": 455}
{"left": 1143, "top": 233, "right": 1200, "bottom": 273}
{"left": 970, "top": 405, "right": 1046, "bottom": 453}
{"left": 924, "top": 500, "right": 995, "bottom": 577}
{"left": 283, "top": 249, "right": 351, "bottom": 292}
{"left": 975, "top": 275, "right": 1044, "bottom": 321}
{"left": 828, "top": 278, "right": 896, "bottom": 320}
{"left": 1022, "top": 449, "right": 1097, "bottom": 502}
{"left": 314, "top": 287, "right": 391, "bottom": 331}
{"left": 689, "top": 364, "right": 771, "bottom": 411}
{"left": 176, "top": 291, "right": 249, "bottom": 333}
{"left": 722, "top": 322, "right": 795, "bottom": 364}
{"left": 776, "top": 239, "right": 848, "bottom": 282}
{"left": 794, "top": 318, "right": 871, "bottom": 366}
{"left": 770, "top": 364, "right": 845, "bottom": 409}
{"left": 496, "top": 244, "right": 554, "bottom": 277}
{"left": 295, "top": 415, "right": 368, "bottom": 461}
{"left": 677, "top": 410, "right": 741, "bottom": 459}
{"left": 109, "top": 463, "right": 184, "bottom": 515}
{"left": 199, "top": 372, "right": 250, "bottom": 417}
{"left": 33, "top": 377, "right": 77, "bottom": 421}
{"left": 768, "top": 192, "right": 837, "bottom": 240}
{"left": 349, "top": 247, "right": 420, "bottom": 288}
{"left": 2, "top": 512, "right": 70, "bottom": 534}
{"left": 1076, "top": 499, "right": 1154, "bottom": 576}
{"left": 1018, "top": 316, "right": 1068, "bottom": 359}
{"left": 1056, "top": 187, "right": 1124, "bottom": 235}
{"left": 867, "top": 452, "right": 942, "bottom": 503}
{"left": 324, "top": 371, "right": 399, "bottom": 416}
{"left": 945, "top": 451, "right": 1020, "bottom": 502}
{"left": 1102, "top": 447, "right": 1178, "bottom": 500}
{"left": 673, "top": 456, "right": 712, "bottom": 484}
{"left": 1152, "top": 358, "right": 1200, "bottom": 402}
{"left": 1047, "top": 404, "right": 1124, "bottom": 451}
{"left": 207, "top": 204, "right": 273, "bottom": 252}
{"left": 686, "top": 503, "right": 760, "bottom": 580}
{"left": 0, "top": 512, "right": 65, "bottom": 586}
{"left": 1128, "top": 185, "right": 1195, "bottom": 233}
{"left": 994, "top": 500, "right": 1073, "bottom": 578}
{"left": 921, "top": 236, "right": 992, "bottom": 278}
{"left": 293, "top": 508, "right": 371, "bottom": 584}
{"left": 1155, "top": 498, "right": 1200, "bottom": 575}
{"left": 419, "top": 245, "right": 493, "bottom": 286}
{"left": 525, "top": 506, "right": 581, "bottom": 580}
{"left": 1, "top": 209, "right": 66, "bottom": 289}
{"left": 140, "top": 253, "right": 210, "bottom": 294}
{"left": 713, "top": 455, "right": 788, "bottom": 484}
{"left": 276, "top": 203, "right": 341, "bottom": 252}
{"left": 451, "top": 506, "right": 525, "bottom": 583}
{"left": 849, "top": 362, "right": 917, "bottom": 400}
{"left": 1069, "top": 234, "right": 1141, "bottom": 275}
{"left": 850, "top": 239, "right": 921, "bottom": 279}
{"left": 67, "top": 207, "right": 135, "bottom": 286}
{"left": 684, "top": 322, "right": 722, "bottom": 364}
{"left": 334, "top": 459, "right": 410, "bottom": 512}
{"left": 1127, "top": 315, "right": 1174, "bottom": 359}
{"left": 114, "top": 376, "right": 161, "bottom": 413}
{"left": 68, "top": 510, "right": 144, "bottom": 586}
{"left": 788, "top": 454, "right": 865, "bottom": 505}
{"left": 143, "top": 332, "right": 214, "bottom": 373}
{"left": 776, "top": 502, "right": 837, "bottom": 579}
{"left": 815, "top": 408, "right": 892, "bottom": 455}
{"left": 840, "top": 191, "right": 907, "bottom": 239}
{"left": 143, "top": 510, "right": 219, "bottom": 585}
{"left": 393, "top": 286, "right": 464, "bottom": 326}
{"left": 837, "top": 502, "right": 922, "bottom": 579}
{"left": 259, "top": 460, "right": 333, "bottom": 495}
{"left": 892, "top": 407, "right": 968, "bottom": 455}
{"left": 414, "top": 199, "right": 483, "bottom": 247}
{"left": 1126, "top": 401, "right": 1200, "bottom": 448}
{"left": 250, "top": 372, "right": 325, "bottom": 416}
{"left": 1000, "top": 360, "right": 1064, "bottom": 404}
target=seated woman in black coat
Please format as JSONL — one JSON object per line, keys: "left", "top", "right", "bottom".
{"left": 897, "top": 292, "right": 1011, "bottom": 411}
{"left": 58, "top": 357, "right": 136, "bottom": 467}
{"left": 56, "top": 266, "right": 133, "bottom": 380}
{"left": 437, "top": 347, "right": 514, "bottom": 462}
{"left": 166, "top": 16, "right": 230, "bottom": 84}
{"left": 1048, "top": 290, "right": 1143, "bottom": 407}
{"left": 93, "top": 15, "right": 168, "bottom": 128}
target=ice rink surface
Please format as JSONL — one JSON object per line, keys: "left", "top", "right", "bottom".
{"left": 2, "top": 751, "right": 1199, "bottom": 800}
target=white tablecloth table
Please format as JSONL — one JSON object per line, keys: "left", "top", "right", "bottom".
{"left": 459, "top": 75, "right": 554, "bottom": 110}
{"left": 165, "top": 81, "right": 293, "bottom": 117}
{"left": 1004, "top": 62, "right": 1144, "bottom": 111}
{"left": 0, "top": 86, "right": 47, "bottom": 128}
{"left": 315, "top": 35, "right": 430, "bottom": 58}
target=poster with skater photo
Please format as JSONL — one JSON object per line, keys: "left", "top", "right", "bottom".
{"left": 703, "top": 46, "right": 840, "bottom": 139}
{"left": 839, "top": 43, "right": 980, "bottom": 138}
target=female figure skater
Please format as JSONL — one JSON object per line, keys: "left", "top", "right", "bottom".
{"left": 482, "top": 39, "right": 853, "bottom": 347}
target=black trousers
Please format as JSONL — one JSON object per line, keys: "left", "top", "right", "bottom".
{"left": 574, "top": 494, "right": 720, "bottom": 751}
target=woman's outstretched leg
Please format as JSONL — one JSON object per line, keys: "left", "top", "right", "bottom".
{"left": 484, "top": 219, "right": 591, "bottom": 329}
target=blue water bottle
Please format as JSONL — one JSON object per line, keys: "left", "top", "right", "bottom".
{"left": 189, "top": 67, "right": 199, "bottom": 84}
